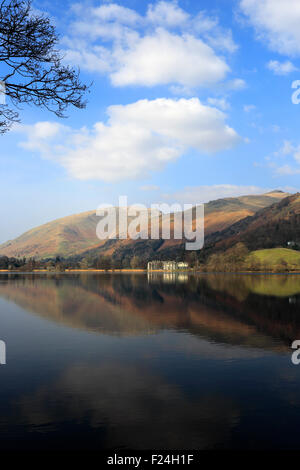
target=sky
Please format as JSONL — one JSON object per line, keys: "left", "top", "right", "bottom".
{"left": 1, "top": 0, "right": 300, "bottom": 242}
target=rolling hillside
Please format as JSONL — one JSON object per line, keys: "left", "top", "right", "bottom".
{"left": 206, "top": 192, "right": 300, "bottom": 254}
{"left": 0, "top": 210, "right": 101, "bottom": 259}
{"left": 248, "top": 248, "right": 300, "bottom": 268}
{"left": 0, "top": 190, "right": 290, "bottom": 259}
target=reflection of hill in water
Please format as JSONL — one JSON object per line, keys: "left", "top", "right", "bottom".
{"left": 0, "top": 275, "right": 156, "bottom": 336}
{"left": 0, "top": 273, "right": 299, "bottom": 350}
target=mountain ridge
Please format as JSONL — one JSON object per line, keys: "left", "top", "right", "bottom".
{"left": 0, "top": 190, "right": 290, "bottom": 259}
{"left": 204, "top": 192, "right": 300, "bottom": 253}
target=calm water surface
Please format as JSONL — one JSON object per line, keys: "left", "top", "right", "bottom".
{"left": 0, "top": 272, "right": 300, "bottom": 450}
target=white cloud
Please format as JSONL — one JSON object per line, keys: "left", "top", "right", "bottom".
{"left": 204, "top": 29, "right": 237, "bottom": 54}
{"left": 63, "top": 39, "right": 114, "bottom": 73}
{"left": 207, "top": 97, "right": 230, "bottom": 110}
{"left": 91, "top": 3, "right": 141, "bottom": 25}
{"left": 140, "top": 185, "right": 160, "bottom": 191}
{"left": 240, "top": 0, "right": 300, "bottom": 56}
{"left": 16, "top": 121, "right": 69, "bottom": 153}
{"left": 169, "top": 84, "right": 194, "bottom": 96}
{"left": 147, "top": 1, "right": 189, "bottom": 27}
{"left": 280, "top": 140, "right": 295, "bottom": 156}
{"left": 163, "top": 185, "right": 270, "bottom": 204}
{"left": 110, "top": 29, "right": 229, "bottom": 87}
{"left": 276, "top": 165, "right": 300, "bottom": 176}
{"left": 269, "top": 140, "right": 300, "bottom": 175}
{"left": 227, "top": 78, "right": 247, "bottom": 90}
{"left": 267, "top": 60, "right": 297, "bottom": 75}
{"left": 63, "top": 1, "right": 238, "bottom": 89}
{"left": 17, "top": 98, "right": 241, "bottom": 182}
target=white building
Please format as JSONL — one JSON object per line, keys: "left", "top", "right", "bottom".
{"left": 147, "top": 261, "right": 189, "bottom": 271}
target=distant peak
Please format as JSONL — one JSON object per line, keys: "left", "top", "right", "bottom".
{"left": 264, "top": 190, "right": 289, "bottom": 197}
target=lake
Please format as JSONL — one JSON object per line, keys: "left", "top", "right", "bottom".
{"left": 0, "top": 272, "right": 300, "bottom": 450}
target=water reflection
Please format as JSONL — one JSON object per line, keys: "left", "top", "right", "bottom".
{"left": 0, "top": 273, "right": 299, "bottom": 350}
{"left": 17, "top": 362, "right": 239, "bottom": 450}
{"left": 0, "top": 273, "right": 300, "bottom": 450}
{"left": 147, "top": 272, "right": 189, "bottom": 284}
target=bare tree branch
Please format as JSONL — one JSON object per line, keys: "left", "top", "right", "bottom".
{"left": 0, "top": 0, "right": 89, "bottom": 134}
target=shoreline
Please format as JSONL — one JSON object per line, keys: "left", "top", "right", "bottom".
{"left": 0, "top": 269, "right": 300, "bottom": 274}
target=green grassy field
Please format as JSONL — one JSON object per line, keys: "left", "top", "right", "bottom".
{"left": 248, "top": 248, "right": 300, "bottom": 268}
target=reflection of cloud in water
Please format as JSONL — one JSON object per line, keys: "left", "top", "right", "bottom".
{"left": 18, "top": 363, "right": 239, "bottom": 449}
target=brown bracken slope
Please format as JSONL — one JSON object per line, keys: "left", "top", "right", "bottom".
{"left": 0, "top": 191, "right": 289, "bottom": 259}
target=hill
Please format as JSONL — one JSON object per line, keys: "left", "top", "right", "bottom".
{"left": 0, "top": 191, "right": 289, "bottom": 260}
{"left": 248, "top": 248, "right": 300, "bottom": 268}
{"left": 0, "top": 210, "right": 101, "bottom": 259}
{"left": 206, "top": 193, "right": 300, "bottom": 254}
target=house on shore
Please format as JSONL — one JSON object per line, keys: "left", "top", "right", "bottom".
{"left": 147, "top": 260, "right": 189, "bottom": 271}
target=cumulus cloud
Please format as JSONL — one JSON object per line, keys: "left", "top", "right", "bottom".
{"left": 110, "top": 29, "right": 229, "bottom": 87}
{"left": 17, "top": 121, "right": 69, "bottom": 153}
{"left": 163, "top": 185, "right": 269, "bottom": 204}
{"left": 240, "top": 0, "right": 300, "bottom": 56}
{"left": 267, "top": 60, "right": 297, "bottom": 75}
{"left": 17, "top": 98, "right": 241, "bottom": 182}
{"left": 147, "top": 1, "right": 189, "bottom": 27}
{"left": 91, "top": 3, "right": 141, "bottom": 25}
{"left": 63, "top": 1, "right": 238, "bottom": 89}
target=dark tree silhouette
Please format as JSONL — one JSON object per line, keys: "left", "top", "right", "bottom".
{"left": 0, "top": 0, "right": 89, "bottom": 133}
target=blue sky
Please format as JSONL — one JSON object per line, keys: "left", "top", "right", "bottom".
{"left": 1, "top": 0, "right": 300, "bottom": 242}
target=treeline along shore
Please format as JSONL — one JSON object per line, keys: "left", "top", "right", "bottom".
{"left": 1, "top": 242, "right": 300, "bottom": 273}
